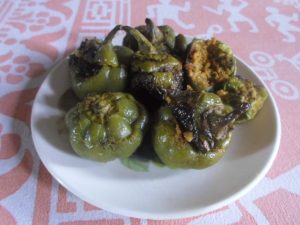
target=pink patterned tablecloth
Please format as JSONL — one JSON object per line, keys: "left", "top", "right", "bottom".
{"left": 1, "top": 0, "right": 300, "bottom": 224}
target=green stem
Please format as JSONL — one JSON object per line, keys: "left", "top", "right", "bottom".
{"left": 104, "top": 25, "right": 122, "bottom": 44}
{"left": 145, "top": 18, "right": 163, "bottom": 43}
{"left": 121, "top": 26, "right": 157, "bottom": 54}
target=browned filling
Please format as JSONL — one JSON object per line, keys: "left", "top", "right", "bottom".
{"left": 185, "top": 40, "right": 211, "bottom": 89}
{"left": 186, "top": 38, "right": 234, "bottom": 90}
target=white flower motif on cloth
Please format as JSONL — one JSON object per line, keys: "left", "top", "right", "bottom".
{"left": 0, "top": 0, "right": 73, "bottom": 92}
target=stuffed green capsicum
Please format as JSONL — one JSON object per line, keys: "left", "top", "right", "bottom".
{"left": 122, "top": 25, "right": 183, "bottom": 100}
{"left": 216, "top": 76, "right": 268, "bottom": 123}
{"left": 123, "top": 18, "right": 176, "bottom": 53}
{"left": 185, "top": 38, "right": 236, "bottom": 91}
{"left": 153, "top": 92, "right": 249, "bottom": 169}
{"left": 65, "top": 92, "right": 148, "bottom": 162}
{"left": 69, "top": 25, "right": 127, "bottom": 99}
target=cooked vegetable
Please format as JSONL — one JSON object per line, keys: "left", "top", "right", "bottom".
{"left": 69, "top": 25, "right": 127, "bottom": 99}
{"left": 113, "top": 45, "right": 134, "bottom": 66}
{"left": 185, "top": 38, "right": 236, "bottom": 91}
{"left": 153, "top": 92, "right": 249, "bottom": 169}
{"left": 65, "top": 19, "right": 268, "bottom": 169}
{"left": 122, "top": 25, "right": 183, "bottom": 101}
{"left": 157, "top": 24, "right": 176, "bottom": 51}
{"left": 216, "top": 76, "right": 268, "bottom": 122}
{"left": 123, "top": 18, "right": 176, "bottom": 53}
{"left": 65, "top": 92, "right": 148, "bottom": 162}
{"left": 174, "top": 33, "right": 188, "bottom": 60}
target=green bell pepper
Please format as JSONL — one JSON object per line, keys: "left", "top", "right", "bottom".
{"left": 65, "top": 92, "right": 148, "bottom": 162}
{"left": 158, "top": 24, "right": 176, "bottom": 51}
{"left": 113, "top": 45, "right": 134, "bottom": 66}
{"left": 185, "top": 38, "right": 236, "bottom": 91}
{"left": 69, "top": 25, "right": 127, "bottom": 99}
{"left": 153, "top": 92, "right": 249, "bottom": 169}
{"left": 123, "top": 18, "right": 176, "bottom": 53}
{"left": 122, "top": 25, "right": 183, "bottom": 99}
{"left": 173, "top": 33, "right": 188, "bottom": 60}
{"left": 216, "top": 76, "right": 268, "bottom": 123}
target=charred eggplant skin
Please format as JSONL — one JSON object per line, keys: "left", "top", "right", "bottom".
{"left": 65, "top": 92, "right": 148, "bottom": 162}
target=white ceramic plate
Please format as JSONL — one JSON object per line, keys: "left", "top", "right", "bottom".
{"left": 31, "top": 56, "right": 281, "bottom": 219}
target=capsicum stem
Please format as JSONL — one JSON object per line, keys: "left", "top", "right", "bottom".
{"left": 121, "top": 25, "right": 157, "bottom": 54}
{"left": 145, "top": 18, "right": 164, "bottom": 44}
{"left": 104, "top": 25, "right": 122, "bottom": 44}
